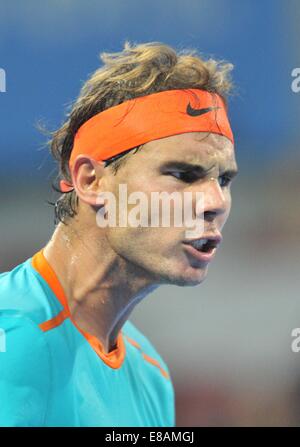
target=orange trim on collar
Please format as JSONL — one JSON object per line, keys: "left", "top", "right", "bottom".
{"left": 31, "top": 249, "right": 126, "bottom": 369}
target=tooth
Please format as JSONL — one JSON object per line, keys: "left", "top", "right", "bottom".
{"left": 192, "top": 238, "right": 207, "bottom": 249}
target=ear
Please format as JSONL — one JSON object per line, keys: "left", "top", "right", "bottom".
{"left": 71, "top": 155, "right": 106, "bottom": 206}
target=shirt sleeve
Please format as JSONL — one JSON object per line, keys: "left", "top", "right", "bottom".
{"left": 0, "top": 312, "right": 51, "bottom": 427}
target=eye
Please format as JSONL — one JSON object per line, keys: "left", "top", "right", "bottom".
{"left": 168, "top": 171, "right": 199, "bottom": 183}
{"left": 218, "top": 175, "right": 232, "bottom": 188}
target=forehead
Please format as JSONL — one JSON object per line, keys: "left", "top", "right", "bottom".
{"left": 141, "top": 131, "right": 236, "bottom": 168}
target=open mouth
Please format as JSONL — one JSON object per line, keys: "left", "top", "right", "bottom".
{"left": 185, "top": 238, "right": 219, "bottom": 253}
{"left": 182, "top": 235, "right": 222, "bottom": 263}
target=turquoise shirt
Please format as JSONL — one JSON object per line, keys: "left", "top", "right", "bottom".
{"left": 0, "top": 250, "right": 175, "bottom": 427}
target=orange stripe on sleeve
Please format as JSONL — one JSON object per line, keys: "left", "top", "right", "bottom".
{"left": 125, "top": 335, "right": 141, "bottom": 350}
{"left": 125, "top": 335, "right": 170, "bottom": 380}
{"left": 39, "top": 308, "right": 69, "bottom": 332}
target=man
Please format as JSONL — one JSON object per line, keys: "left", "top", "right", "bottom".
{"left": 0, "top": 41, "right": 238, "bottom": 426}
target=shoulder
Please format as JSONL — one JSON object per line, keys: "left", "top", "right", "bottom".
{"left": 0, "top": 256, "right": 62, "bottom": 324}
{"left": 0, "top": 311, "right": 51, "bottom": 426}
{"left": 123, "top": 319, "right": 170, "bottom": 375}
{"left": 122, "top": 320, "right": 175, "bottom": 426}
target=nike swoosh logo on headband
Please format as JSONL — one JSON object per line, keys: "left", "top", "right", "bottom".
{"left": 186, "top": 103, "right": 220, "bottom": 117}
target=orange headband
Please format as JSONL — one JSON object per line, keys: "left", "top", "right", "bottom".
{"left": 60, "top": 89, "right": 234, "bottom": 192}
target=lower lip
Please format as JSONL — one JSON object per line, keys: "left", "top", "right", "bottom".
{"left": 183, "top": 243, "right": 217, "bottom": 263}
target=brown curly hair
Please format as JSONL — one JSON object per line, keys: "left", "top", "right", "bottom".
{"left": 49, "top": 41, "right": 234, "bottom": 225}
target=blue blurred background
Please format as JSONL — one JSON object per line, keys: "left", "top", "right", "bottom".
{"left": 1, "top": 0, "right": 300, "bottom": 426}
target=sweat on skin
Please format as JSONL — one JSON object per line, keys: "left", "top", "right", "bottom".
{"left": 44, "top": 131, "right": 238, "bottom": 354}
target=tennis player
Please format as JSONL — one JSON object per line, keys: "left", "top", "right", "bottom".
{"left": 0, "top": 41, "right": 238, "bottom": 426}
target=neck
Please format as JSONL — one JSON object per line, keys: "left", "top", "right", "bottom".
{"left": 43, "top": 218, "right": 158, "bottom": 354}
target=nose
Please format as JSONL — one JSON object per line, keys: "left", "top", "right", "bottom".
{"left": 194, "top": 177, "right": 227, "bottom": 222}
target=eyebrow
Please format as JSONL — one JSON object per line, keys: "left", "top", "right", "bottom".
{"left": 160, "top": 161, "right": 239, "bottom": 178}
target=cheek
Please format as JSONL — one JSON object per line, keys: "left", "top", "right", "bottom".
{"left": 107, "top": 225, "right": 178, "bottom": 255}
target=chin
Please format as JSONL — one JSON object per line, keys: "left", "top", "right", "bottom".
{"left": 158, "top": 265, "right": 209, "bottom": 287}
{"left": 175, "top": 274, "right": 207, "bottom": 287}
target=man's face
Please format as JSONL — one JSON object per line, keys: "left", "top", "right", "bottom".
{"left": 103, "top": 131, "right": 238, "bottom": 286}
